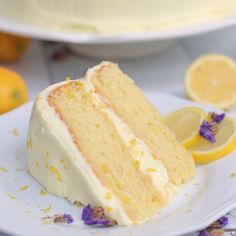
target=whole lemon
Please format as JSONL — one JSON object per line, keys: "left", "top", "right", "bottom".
{"left": 0, "top": 32, "right": 31, "bottom": 62}
{"left": 0, "top": 67, "right": 28, "bottom": 114}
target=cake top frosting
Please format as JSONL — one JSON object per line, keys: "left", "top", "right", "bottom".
{"left": 1, "top": 0, "right": 236, "bottom": 34}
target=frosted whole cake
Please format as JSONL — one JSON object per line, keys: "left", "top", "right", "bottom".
{"left": 27, "top": 62, "right": 195, "bottom": 225}
{"left": 1, "top": 0, "right": 236, "bottom": 33}
{"left": 28, "top": 0, "right": 236, "bottom": 33}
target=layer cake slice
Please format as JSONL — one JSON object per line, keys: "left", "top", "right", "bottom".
{"left": 27, "top": 62, "right": 195, "bottom": 225}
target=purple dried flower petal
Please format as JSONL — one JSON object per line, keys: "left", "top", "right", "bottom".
{"left": 211, "top": 113, "right": 225, "bottom": 123}
{"left": 81, "top": 204, "right": 95, "bottom": 225}
{"left": 199, "top": 120, "right": 216, "bottom": 143}
{"left": 198, "top": 230, "right": 211, "bottom": 236}
{"left": 81, "top": 204, "right": 115, "bottom": 226}
{"left": 199, "top": 112, "right": 226, "bottom": 143}
{"left": 63, "top": 214, "right": 74, "bottom": 224}
{"left": 218, "top": 215, "right": 228, "bottom": 228}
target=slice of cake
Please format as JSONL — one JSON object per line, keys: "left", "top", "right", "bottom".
{"left": 27, "top": 62, "right": 195, "bottom": 225}
{"left": 86, "top": 62, "right": 195, "bottom": 185}
{"left": 27, "top": 80, "right": 171, "bottom": 225}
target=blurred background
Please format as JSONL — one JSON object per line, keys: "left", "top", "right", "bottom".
{"left": 1, "top": 25, "right": 236, "bottom": 109}
{"left": 0, "top": 0, "right": 236, "bottom": 105}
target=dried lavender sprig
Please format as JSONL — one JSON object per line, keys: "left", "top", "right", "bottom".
{"left": 199, "top": 112, "right": 225, "bottom": 143}
{"left": 42, "top": 213, "right": 74, "bottom": 224}
{"left": 81, "top": 204, "right": 116, "bottom": 226}
{"left": 199, "top": 120, "right": 216, "bottom": 143}
{"left": 63, "top": 214, "right": 74, "bottom": 224}
{"left": 210, "top": 112, "right": 225, "bottom": 124}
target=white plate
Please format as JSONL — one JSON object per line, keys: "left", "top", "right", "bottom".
{"left": 1, "top": 93, "right": 236, "bottom": 236}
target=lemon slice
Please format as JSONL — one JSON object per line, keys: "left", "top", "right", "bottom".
{"left": 185, "top": 54, "right": 236, "bottom": 109}
{"left": 189, "top": 116, "right": 236, "bottom": 164}
{"left": 163, "top": 107, "right": 206, "bottom": 148}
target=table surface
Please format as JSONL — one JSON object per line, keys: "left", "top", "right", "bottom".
{"left": 2, "top": 25, "right": 236, "bottom": 236}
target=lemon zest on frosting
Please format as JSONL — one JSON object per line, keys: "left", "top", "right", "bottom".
{"left": 146, "top": 168, "right": 158, "bottom": 172}
{"left": 105, "top": 192, "right": 112, "bottom": 200}
{"left": 26, "top": 138, "right": 32, "bottom": 149}
{"left": 50, "top": 166, "right": 63, "bottom": 182}
{"left": 35, "top": 161, "right": 40, "bottom": 168}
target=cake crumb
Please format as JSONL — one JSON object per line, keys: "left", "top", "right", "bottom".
{"left": 19, "top": 185, "right": 29, "bottom": 191}
{"left": 41, "top": 205, "right": 52, "bottom": 214}
{"left": 74, "top": 200, "right": 82, "bottom": 207}
{"left": 193, "top": 182, "right": 199, "bottom": 186}
{"left": 229, "top": 172, "right": 236, "bottom": 178}
{"left": 35, "top": 162, "right": 40, "bottom": 168}
{"left": 16, "top": 157, "right": 21, "bottom": 160}
{"left": 40, "top": 189, "right": 47, "bottom": 196}
{"left": 146, "top": 168, "right": 157, "bottom": 172}
{"left": 187, "top": 208, "right": 192, "bottom": 213}
{"left": 13, "top": 178, "right": 19, "bottom": 182}
{"left": 42, "top": 217, "right": 52, "bottom": 224}
{"left": 184, "top": 193, "right": 189, "bottom": 197}
{"left": 0, "top": 166, "right": 7, "bottom": 172}
{"left": 9, "top": 128, "right": 19, "bottom": 136}
{"left": 6, "top": 193, "right": 17, "bottom": 200}
{"left": 15, "top": 168, "right": 25, "bottom": 172}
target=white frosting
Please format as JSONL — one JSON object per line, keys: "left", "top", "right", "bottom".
{"left": 1, "top": 0, "right": 236, "bottom": 34}
{"left": 27, "top": 70, "right": 176, "bottom": 225}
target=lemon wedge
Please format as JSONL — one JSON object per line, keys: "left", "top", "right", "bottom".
{"left": 189, "top": 116, "right": 236, "bottom": 164}
{"left": 185, "top": 54, "right": 236, "bottom": 109}
{"left": 163, "top": 107, "right": 206, "bottom": 148}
